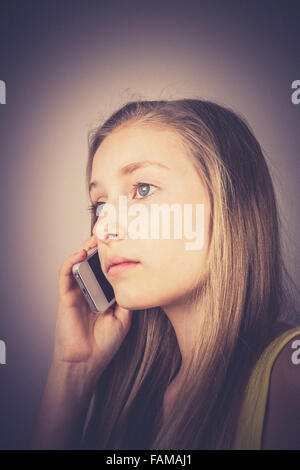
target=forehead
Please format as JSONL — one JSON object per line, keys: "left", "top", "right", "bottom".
{"left": 91, "top": 125, "right": 191, "bottom": 175}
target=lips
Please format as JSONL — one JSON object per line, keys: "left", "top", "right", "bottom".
{"left": 105, "top": 256, "right": 139, "bottom": 274}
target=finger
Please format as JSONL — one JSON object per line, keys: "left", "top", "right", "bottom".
{"left": 79, "top": 235, "right": 98, "bottom": 253}
{"left": 58, "top": 249, "right": 87, "bottom": 296}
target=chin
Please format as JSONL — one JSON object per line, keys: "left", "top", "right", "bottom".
{"left": 115, "top": 292, "right": 159, "bottom": 311}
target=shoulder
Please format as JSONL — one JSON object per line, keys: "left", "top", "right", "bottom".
{"left": 261, "top": 325, "right": 300, "bottom": 450}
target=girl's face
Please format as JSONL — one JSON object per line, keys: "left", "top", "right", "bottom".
{"left": 90, "top": 124, "right": 212, "bottom": 310}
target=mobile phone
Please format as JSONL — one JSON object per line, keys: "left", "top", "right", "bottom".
{"left": 72, "top": 246, "right": 115, "bottom": 313}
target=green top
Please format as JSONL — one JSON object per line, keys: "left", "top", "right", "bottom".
{"left": 233, "top": 325, "right": 300, "bottom": 450}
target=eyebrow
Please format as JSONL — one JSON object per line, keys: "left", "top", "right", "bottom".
{"left": 89, "top": 160, "right": 170, "bottom": 194}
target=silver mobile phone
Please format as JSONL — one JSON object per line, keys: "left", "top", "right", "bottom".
{"left": 72, "top": 246, "right": 115, "bottom": 313}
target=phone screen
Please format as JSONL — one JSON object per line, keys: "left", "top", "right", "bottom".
{"left": 87, "top": 251, "right": 115, "bottom": 302}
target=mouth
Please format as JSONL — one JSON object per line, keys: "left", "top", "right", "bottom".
{"left": 107, "top": 261, "right": 140, "bottom": 277}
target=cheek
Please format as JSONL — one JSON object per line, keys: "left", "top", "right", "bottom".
{"left": 109, "top": 213, "right": 210, "bottom": 309}
{"left": 140, "top": 238, "right": 207, "bottom": 292}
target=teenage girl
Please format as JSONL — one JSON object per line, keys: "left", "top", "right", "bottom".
{"left": 32, "top": 99, "right": 300, "bottom": 450}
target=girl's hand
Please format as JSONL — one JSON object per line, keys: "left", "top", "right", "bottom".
{"left": 53, "top": 235, "right": 133, "bottom": 377}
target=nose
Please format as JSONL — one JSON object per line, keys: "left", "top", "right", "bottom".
{"left": 93, "top": 223, "right": 120, "bottom": 244}
{"left": 92, "top": 199, "right": 128, "bottom": 245}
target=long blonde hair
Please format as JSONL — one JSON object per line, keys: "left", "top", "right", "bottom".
{"left": 82, "top": 99, "right": 295, "bottom": 449}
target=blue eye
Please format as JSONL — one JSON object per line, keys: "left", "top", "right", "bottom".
{"left": 87, "top": 202, "right": 105, "bottom": 217}
{"left": 95, "top": 203, "right": 105, "bottom": 217}
{"left": 134, "top": 182, "right": 157, "bottom": 199}
{"left": 88, "top": 182, "right": 158, "bottom": 217}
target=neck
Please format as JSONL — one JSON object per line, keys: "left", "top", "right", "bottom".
{"left": 161, "top": 289, "right": 208, "bottom": 386}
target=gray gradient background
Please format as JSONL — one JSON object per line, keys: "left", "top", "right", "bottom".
{"left": 0, "top": 0, "right": 299, "bottom": 449}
